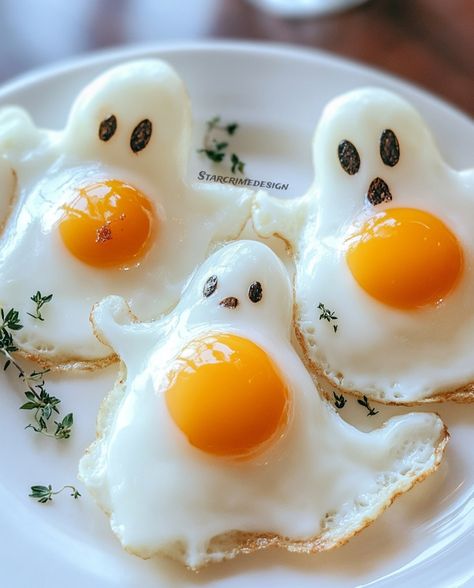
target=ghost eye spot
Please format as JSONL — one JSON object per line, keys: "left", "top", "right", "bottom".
{"left": 203, "top": 275, "right": 218, "bottom": 298}
{"left": 338, "top": 140, "right": 360, "bottom": 175}
{"left": 98, "top": 115, "right": 117, "bottom": 142}
{"left": 380, "top": 129, "right": 400, "bottom": 167}
{"left": 248, "top": 281, "right": 263, "bottom": 303}
{"left": 130, "top": 119, "right": 152, "bottom": 153}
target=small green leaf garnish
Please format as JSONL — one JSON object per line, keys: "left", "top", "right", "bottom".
{"left": 317, "top": 302, "right": 338, "bottom": 332}
{"left": 197, "top": 115, "right": 246, "bottom": 174}
{"left": 20, "top": 382, "right": 72, "bottom": 439}
{"left": 53, "top": 413, "right": 74, "bottom": 440}
{"left": 333, "top": 391, "right": 347, "bottom": 409}
{"left": 226, "top": 123, "right": 238, "bottom": 135}
{"left": 0, "top": 302, "right": 73, "bottom": 440}
{"left": 27, "top": 291, "right": 53, "bottom": 321}
{"left": 20, "top": 380, "right": 73, "bottom": 439}
{"left": 29, "top": 484, "right": 81, "bottom": 504}
{"left": 197, "top": 139, "right": 227, "bottom": 163}
{"left": 231, "top": 153, "right": 245, "bottom": 175}
{"left": 357, "top": 395, "right": 380, "bottom": 416}
{"left": 0, "top": 307, "right": 23, "bottom": 358}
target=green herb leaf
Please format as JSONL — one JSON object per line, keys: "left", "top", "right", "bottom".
{"left": 357, "top": 395, "right": 380, "bottom": 417}
{"left": 26, "top": 291, "right": 53, "bottom": 322}
{"left": 226, "top": 123, "right": 238, "bottom": 135}
{"left": 29, "top": 484, "right": 54, "bottom": 503}
{"left": 0, "top": 308, "right": 23, "bottom": 355}
{"left": 197, "top": 148, "right": 226, "bottom": 163}
{"left": 197, "top": 116, "right": 246, "bottom": 174}
{"left": 2, "top": 308, "right": 23, "bottom": 330}
{"left": 230, "top": 153, "right": 246, "bottom": 175}
{"left": 333, "top": 391, "right": 347, "bottom": 409}
{"left": 0, "top": 303, "right": 73, "bottom": 441}
{"left": 19, "top": 401, "right": 38, "bottom": 410}
{"left": 21, "top": 380, "right": 68, "bottom": 438}
{"left": 53, "top": 413, "right": 74, "bottom": 440}
{"left": 317, "top": 302, "right": 338, "bottom": 333}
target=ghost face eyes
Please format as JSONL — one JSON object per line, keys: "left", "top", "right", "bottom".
{"left": 337, "top": 129, "right": 401, "bottom": 176}
{"left": 202, "top": 275, "right": 264, "bottom": 308}
{"left": 98, "top": 115, "right": 153, "bottom": 154}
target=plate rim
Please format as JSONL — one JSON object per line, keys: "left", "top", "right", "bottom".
{"left": 0, "top": 39, "right": 472, "bottom": 129}
{"left": 0, "top": 38, "right": 472, "bottom": 588}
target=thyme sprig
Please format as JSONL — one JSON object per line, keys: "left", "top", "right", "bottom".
{"left": 317, "top": 303, "right": 338, "bottom": 333}
{"left": 27, "top": 291, "right": 53, "bottom": 321}
{"left": 357, "top": 395, "right": 380, "bottom": 416}
{"left": 0, "top": 301, "right": 74, "bottom": 439}
{"left": 21, "top": 385, "right": 73, "bottom": 439}
{"left": 29, "top": 484, "right": 81, "bottom": 504}
{"left": 198, "top": 115, "right": 246, "bottom": 174}
{"left": 333, "top": 391, "right": 347, "bottom": 409}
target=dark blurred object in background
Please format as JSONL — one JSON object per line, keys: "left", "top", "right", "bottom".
{"left": 0, "top": 0, "right": 472, "bottom": 114}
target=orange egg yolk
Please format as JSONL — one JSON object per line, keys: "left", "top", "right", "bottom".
{"left": 59, "top": 180, "right": 155, "bottom": 268}
{"left": 165, "top": 334, "right": 290, "bottom": 459}
{"left": 345, "top": 207, "right": 463, "bottom": 309}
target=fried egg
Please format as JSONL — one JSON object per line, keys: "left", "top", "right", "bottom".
{"left": 0, "top": 59, "right": 253, "bottom": 368}
{"left": 79, "top": 240, "right": 448, "bottom": 569}
{"left": 252, "top": 88, "right": 474, "bottom": 404}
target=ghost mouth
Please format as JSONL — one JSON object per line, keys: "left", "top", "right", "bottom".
{"left": 367, "top": 177, "right": 392, "bottom": 206}
{"left": 219, "top": 296, "right": 239, "bottom": 309}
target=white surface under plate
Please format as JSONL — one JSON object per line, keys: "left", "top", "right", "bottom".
{"left": 0, "top": 41, "right": 473, "bottom": 588}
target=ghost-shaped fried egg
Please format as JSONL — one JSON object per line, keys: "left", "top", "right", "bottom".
{"left": 0, "top": 59, "right": 253, "bottom": 368}
{"left": 79, "top": 240, "right": 448, "bottom": 569}
{"left": 253, "top": 88, "right": 474, "bottom": 404}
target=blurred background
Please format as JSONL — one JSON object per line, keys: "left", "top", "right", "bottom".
{"left": 0, "top": 0, "right": 471, "bottom": 115}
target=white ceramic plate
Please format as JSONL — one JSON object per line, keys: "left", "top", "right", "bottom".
{"left": 0, "top": 41, "right": 472, "bottom": 588}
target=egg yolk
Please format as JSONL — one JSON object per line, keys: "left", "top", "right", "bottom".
{"left": 345, "top": 207, "right": 463, "bottom": 309}
{"left": 165, "top": 334, "right": 290, "bottom": 459}
{"left": 59, "top": 180, "right": 155, "bottom": 267}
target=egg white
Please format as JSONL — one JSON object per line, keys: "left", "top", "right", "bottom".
{"left": 80, "top": 240, "right": 447, "bottom": 569}
{"left": 0, "top": 60, "right": 253, "bottom": 368}
{"left": 253, "top": 88, "right": 474, "bottom": 403}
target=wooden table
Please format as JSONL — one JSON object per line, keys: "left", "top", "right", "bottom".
{"left": 0, "top": 0, "right": 472, "bottom": 115}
